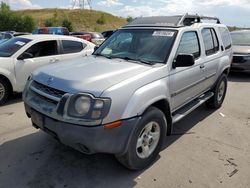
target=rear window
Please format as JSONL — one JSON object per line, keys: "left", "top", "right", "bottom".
{"left": 62, "top": 40, "right": 86, "bottom": 54}
{"left": 219, "top": 27, "right": 232, "bottom": 49}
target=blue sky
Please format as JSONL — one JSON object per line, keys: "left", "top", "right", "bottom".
{"left": 4, "top": 0, "right": 250, "bottom": 27}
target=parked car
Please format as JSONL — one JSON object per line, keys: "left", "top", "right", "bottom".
{"left": 0, "top": 31, "right": 29, "bottom": 44}
{"left": 23, "top": 15, "right": 232, "bottom": 170}
{"left": 102, "top": 30, "right": 116, "bottom": 39}
{"left": 32, "top": 27, "right": 69, "bottom": 35}
{"left": 0, "top": 35, "right": 95, "bottom": 104}
{"left": 231, "top": 30, "right": 250, "bottom": 72}
{"left": 71, "top": 32, "right": 105, "bottom": 45}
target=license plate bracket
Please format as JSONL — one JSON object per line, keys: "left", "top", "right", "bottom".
{"left": 31, "top": 110, "right": 44, "bottom": 128}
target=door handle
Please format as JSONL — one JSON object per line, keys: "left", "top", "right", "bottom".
{"left": 200, "top": 65, "right": 205, "bottom": 69}
{"left": 50, "top": 58, "right": 59, "bottom": 63}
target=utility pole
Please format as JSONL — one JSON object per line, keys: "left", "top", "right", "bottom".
{"left": 72, "top": 0, "right": 92, "bottom": 10}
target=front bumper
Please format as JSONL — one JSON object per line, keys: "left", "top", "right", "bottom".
{"left": 231, "top": 55, "right": 250, "bottom": 71}
{"left": 25, "top": 104, "right": 140, "bottom": 155}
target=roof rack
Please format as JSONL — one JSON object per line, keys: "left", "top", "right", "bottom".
{"left": 123, "top": 13, "right": 221, "bottom": 28}
{"left": 178, "top": 13, "right": 221, "bottom": 26}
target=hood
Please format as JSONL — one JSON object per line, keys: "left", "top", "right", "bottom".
{"left": 233, "top": 45, "right": 250, "bottom": 54}
{"left": 33, "top": 56, "right": 152, "bottom": 97}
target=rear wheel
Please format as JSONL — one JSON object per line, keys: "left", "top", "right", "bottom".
{"left": 0, "top": 78, "right": 10, "bottom": 105}
{"left": 206, "top": 74, "right": 227, "bottom": 109}
{"left": 116, "top": 107, "right": 167, "bottom": 170}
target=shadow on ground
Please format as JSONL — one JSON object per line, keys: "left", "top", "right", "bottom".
{"left": 228, "top": 72, "right": 250, "bottom": 83}
{"left": 0, "top": 104, "right": 216, "bottom": 188}
{"left": 1, "top": 93, "right": 23, "bottom": 107}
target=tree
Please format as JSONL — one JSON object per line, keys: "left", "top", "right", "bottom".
{"left": 62, "top": 19, "right": 73, "bottom": 32}
{"left": 44, "top": 11, "right": 59, "bottom": 27}
{"left": 44, "top": 19, "right": 55, "bottom": 27}
{"left": 97, "top": 14, "right": 107, "bottom": 25}
{"left": 0, "top": 2, "right": 35, "bottom": 32}
{"left": 126, "top": 16, "right": 133, "bottom": 22}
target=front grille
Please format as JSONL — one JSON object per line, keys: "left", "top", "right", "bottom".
{"left": 31, "top": 81, "right": 66, "bottom": 101}
{"left": 233, "top": 56, "right": 246, "bottom": 63}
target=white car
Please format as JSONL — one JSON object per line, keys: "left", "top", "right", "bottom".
{"left": 0, "top": 35, "right": 95, "bottom": 104}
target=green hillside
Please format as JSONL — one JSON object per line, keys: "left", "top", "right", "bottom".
{"left": 15, "top": 8, "right": 127, "bottom": 32}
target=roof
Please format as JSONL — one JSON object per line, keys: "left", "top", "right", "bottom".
{"left": 123, "top": 14, "right": 221, "bottom": 28}
{"left": 16, "top": 34, "right": 83, "bottom": 41}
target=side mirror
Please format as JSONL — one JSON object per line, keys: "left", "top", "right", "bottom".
{"left": 173, "top": 54, "right": 195, "bottom": 69}
{"left": 94, "top": 46, "right": 99, "bottom": 52}
{"left": 18, "top": 52, "right": 34, "bottom": 60}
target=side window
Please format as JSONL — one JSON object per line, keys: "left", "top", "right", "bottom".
{"left": 24, "top": 40, "right": 58, "bottom": 58}
{"left": 202, "top": 28, "right": 219, "bottom": 56}
{"left": 62, "top": 40, "right": 85, "bottom": 54}
{"left": 211, "top": 29, "right": 219, "bottom": 52}
{"left": 176, "top": 31, "right": 200, "bottom": 59}
{"left": 219, "top": 27, "right": 232, "bottom": 50}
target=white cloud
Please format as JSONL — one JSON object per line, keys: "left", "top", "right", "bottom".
{"left": 97, "top": 0, "right": 123, "bottom": 7}
{"left": 7, "top": 0, "right": 41, "bottom": 9}
{"left": 119, "top": 0, "right": 250, "bottom": 18}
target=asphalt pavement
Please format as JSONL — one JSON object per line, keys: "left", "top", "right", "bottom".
{"left": 0, "top": 72, "right": 250, "bottom": 188}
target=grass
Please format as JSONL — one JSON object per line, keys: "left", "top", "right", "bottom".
{"left": 15, "top": 8, "right": 127, "bottom": 32}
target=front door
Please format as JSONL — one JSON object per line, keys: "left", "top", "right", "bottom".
{"left": 15, "top": 40, "right": 61, "bottom": 91}
{"left": 169, "top": 31, "right": 206, "bottom": 111}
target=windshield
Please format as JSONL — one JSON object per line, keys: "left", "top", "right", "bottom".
{"left": 231, "top": 32, "right": 250, "bottom": 46}
{"left": 0, "top": 37, "right": 31, "bottom": 57}
{"left": 94, "top": 29, "right": 177, "bottom": 64}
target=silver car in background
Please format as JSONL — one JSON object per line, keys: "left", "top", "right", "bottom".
{"left": 231, "top": 30, "right": 250, "bottom": 72}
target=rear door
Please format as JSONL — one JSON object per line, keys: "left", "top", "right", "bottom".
{"left": 201, "top": 28, "right": 221, "bottom": 89}
{"left": 15, "top": 40, "right": 61, "bottom": 90}
{"left": 169, "top": 31, "right": 206, "bottom": 110}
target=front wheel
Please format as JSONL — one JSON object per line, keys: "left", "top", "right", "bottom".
{"left": 116, "top": 107, "right": 167, "bottom": 170}
{"left": 0, "top": 78, "right": 10, "bottom": 105}
{"left": 206, "top": 74, "right": 227, "bottom": 109}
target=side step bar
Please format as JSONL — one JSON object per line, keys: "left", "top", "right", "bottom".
{"left": 172, "top": 92, "right": 214, "bottom": 123}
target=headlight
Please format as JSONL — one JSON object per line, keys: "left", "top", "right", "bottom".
{"left": 74, "top": 96, "right": 91, "bottom": 116}
{"left": 65, "top": 93, "right": 111, "bottom": 120}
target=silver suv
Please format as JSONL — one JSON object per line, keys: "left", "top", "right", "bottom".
{"left": 23, "top": 14, "right": 232, "bottom": 170}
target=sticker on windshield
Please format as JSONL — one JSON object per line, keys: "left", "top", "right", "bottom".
{"left": 153, "top": 31, "right": 175, "bottom": 37}
{"left": 15, "top": 41, "right": 26, "bottom": 46}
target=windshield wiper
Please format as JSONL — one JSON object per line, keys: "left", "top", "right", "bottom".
{"left": 94, "top": 53, "right": 113, "bottom": 59}
{"left": 122, "top": 56, "right": 156, "bottom": 65}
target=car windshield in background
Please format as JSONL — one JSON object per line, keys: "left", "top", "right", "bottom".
{"left": 231, "top": 32, "right": 250, "bottom": 46}
{"left": 0, "top": 37, "right": 31, "bottom": 57}
{"left": 95, "top": 29, "right": 177, "bottom": 64}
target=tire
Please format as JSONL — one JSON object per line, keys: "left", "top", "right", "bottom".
{"left": 116, "top": 107, "right": 167, "bottom": 170}
{"left": 0, "top": 78, "right": 10, "bottom": 105}
{"left": 206, "top": 74, "right": 227, "bottom": 109}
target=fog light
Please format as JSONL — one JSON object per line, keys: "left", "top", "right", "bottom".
{"left": 91, "top": 110, "right": 102, "bottom": 119}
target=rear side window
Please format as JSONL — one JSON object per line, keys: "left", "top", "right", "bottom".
{"left": 202, "top": 28, "right": 219, "bottom": 56}
{"left": 62, "top": 40, "right": 86, "bottom": 54}
{"left": 176, "top": 31, "right": 200, "bottom": 59}
{"left": 219, "top": 27, "right": 232, "bottom": 50}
